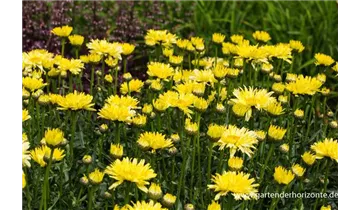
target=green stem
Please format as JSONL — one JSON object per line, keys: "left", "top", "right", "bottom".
{"left": 87, "top": 186, "right": 94, "bottom": 210}
{"left": 42, "top": 149, "right": 54, "bottom": 210}
{"left": 90, "top": 65, "right": 95, "bottom": 95}
{"left": 70, "top": 111, "right": 77, "bottom": 164}
{"left": 69, "top": 73, "right": 73, "bottom": 92}
{"left": 61, "top": 38, "right": 65, "bottom": 57}
{"left": 260, "top": 143, "right": 275, "bottom": 183}
{"left": 123, "top": 57, "right": 127, "bottom": 74}
{"left": 115, "top": 122, "right": 121, "bottom": 144}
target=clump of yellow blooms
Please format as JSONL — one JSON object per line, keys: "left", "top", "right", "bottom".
{"left": 274, "top": 166, "right": 295, "bottom": 185}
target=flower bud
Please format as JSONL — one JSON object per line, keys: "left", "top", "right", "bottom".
{"left": 170, "top": 134, "right": 180, "bottom": 143}
{"left": 162, "top": 193, "right": 176, "bottom": 208}
{"left": 123, "top": 73, "right": 132, "bottom": 81}
{"left": 82, "top": 155, "right": 92, "bottom": 164}
{"left": 168, "top": 147, "right": 178, "bottom": 155}
{"left": 185, "top": 204, "right": 195, "bottom": 210}
{"left": 148, "top": 183, "right": 163, "bottom": 200}
{"left": 100, "top": 124, "right": 108, "bottom": 132}
{"left": 280, "top": 143, "right": 289, "bottom": 153}
{"left": 329, "top": 120, "right": 338, "bottom": 129}
{"left": 80, "top": 176, "right": 89, "bottom": 186}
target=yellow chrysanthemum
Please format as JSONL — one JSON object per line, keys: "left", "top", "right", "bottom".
{"left": 264, "top": 100, "right": 284, "bottom": 116}
{"left": 289, "top": 40, "right": 305, "bottom": 53}
{"left": 228, "top": 156, "right": 244, "bottom": 171}
{"left": 268, "top": 125, "right": 287, "bottom": 141}
{"left": 332, "top": 62, "right": 338, "bottom": 72}
{"left": 301, "top": 151, "right": 317, "bottom": 166}
{"left": 42, "top": 128, "right": 65, "bottom": 147}
{"left": 148, "top": 183, "right": 163, "bottom": 200}
{"left": 88, "top": 168, "right": 105, "bottom": 185}
{"left": 142, "top": 103, "right": 153, "bottom": 114}
{"left": 132, "top": 114, "right": 147, "bottom": 127}
{"left": 122, "top": 200, "right": 167, "bottom": 210}
{"left": 169, "top": 55, "right": 183, "bottom": 65}
{"left": 105, "top": 157, "right": 157, "bottom": 192}
{"left": 98, "top": 104, "right": 136, "bottom": 123}
{"left": 274, "top": 166, "right": 295, "bottom": 185}
{"left": 147, "top": 62, "right": 174, "bottom": 80}
{"left": 68, "top": 34, "right": 84, "bottom": 46}
{"left": 294, "top": 109, "right": 304, "bottom": 119}
{"left": 207, "top": 124, "right": 226, "bottom": 141}
{"left": 176, "top": 39, "right": 191, "bottom": 49}
{"left": 86, "top": 39, "right": 123, "bottom": 59}
{"left": 208, "top": 171, "right": 259, "bottom": 200}
{"left": 22, "top": 77, "right": 47, "bottom": 92}
{"left": 57, "top": 91, "right": 95, "bottom": 111}
{"left": 320, "top": 205, "right": 332, "bottom": 210}
{"left": 286, "top": 75, "right": 323, "bottom": 95}
{"left": 193, "top": 97, "right": 209, "bottom": 112}
{"left": 119, "top": 43, "right": 136, "bottom": 55}
{"left": 311, "top": 138, "right": 338, "bottom": 162}
{"left": 104, "top": 74, "right": 113, "bottom": 83}
{"left": 162, "top": 193, "right": 177, "bottom": 207}
{"left": 120, "top": 79, "right": 144, "bottom": 94}
{"left": 213, "top": 65, "right": 228, "bottom": 79}
{"left": 110, "top": 143, "right": 124, "bottom": 159}
{"left": 252, "top": 31, "right": 271, "bottom": 42}
{"left": 22, "top": 109, "right": 31, "bottom": 122}
{"left": 212, "top": 33, "right": 226, "bottom": 44}
{"left": 314, "top": 53, "right": 335, "bottom": 66}
{"left": 30, "top": 145, "right": 65, "bottom": 167}
{"left": 185, "top": 118, "right": 199, "bottom": 134}
{"left": 22, "top": 49, "right": 54, "bottom": 72}
{"left": 137, "top": 132, "right": 173, "bottom": 152}
{"left": 190, "top": 37, "right": 205, "bottom": 51}
{"left": 106, "top": 95, "right": 139, "bottom": 109}
{"left": 190, "top": 69, "right": 217, "bottom": 85}
{"left": 22, "top": 134, "right": 31, "bottom": 168}
{"left": 51, "top": 25, "right": 73, "bottom": 37}
{"left": 207, "top": 200, "right": 221, "bottom": 210}
{"left": 218, "top": 125, "right": 258, "bottom": 157}
{"left": 291, "top": 164, "right": 306, "bottom": 177}
{"left": 145, "top": 29, "right": 177, "bottom": 47}
{"left": 22, "top": 170, "right": 26, "bottom": 189}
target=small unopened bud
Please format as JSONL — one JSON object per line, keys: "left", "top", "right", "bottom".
{"left": 170, "top": 134, "right": 180, "bottom": 143}
{"left": 99, "top": 124, "right": 108, "bottom": 132}
{"left": 80, "top": 176, "right": 89, "bottom": 186}
{"left": 329, "top": 120, "right": 338, "bottom": 129}
{"left": 280, "top": 143, "right": 289, "bottom": 153}
{"left": 168, "top": 147, "right": 178, "bottom": 155}
{"left": 82, "top": 155, "right": 92, "bottom": 164}
{"left": 185, "top": 204, "right": 195, "bottom": 210}
{"left": 216, "top": 103, "right": 226, "bottom": 113}
{"left": 148, "top": 183, "right": 163, "bottom": 200}
{"left": 103, "top": 191, "right": 112, "bottom": 199}
{"left": 123, "top": 73, "right": 132, "bottom": 81}
{"left": 327, "top": 111, "right": 334, "bottom": 117}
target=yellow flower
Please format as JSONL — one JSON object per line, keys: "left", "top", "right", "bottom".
{"left": 208, "top": 171, "right": 259, "bottom": 200}
{"left": 278, "top": 95, "right": 288, "bottom": 104}
{"left": 218, "top": 125, "right": 258, "bottom": 157}
{"left": 291, "top": 164, "right": 306, "bottom": 177}
{"left": 142, "top": 103, "right": 153, "bottom": 114}
{"left": 279, "top": 143, "right": 289, "bottom": 153}
{"left": 261, "top": 63, "right": 273, "bottom": 73}
{"left": 332, "top": 62, "right": 338, "bottom": 72}
{"left": 87, "top": 39, "right": 123, "bottom": 59}
{"left": 190, "top": 69, "right": 217, "bottom": 85}
{"left": 286, "top": 73, "right": 297, "bottom": 82}
{"left": 82, "top": 155, "right": 92, "bottom": 164}
{"left": 147, "top": 62, "right": 174, "bottom": 80}
{"left": 228, "top": 156, "right": 244, "bottom": 171}
{"left": 153, "top": 99, "right": 169, "bottom": 112}
{"left": 320, "top": 205, "right": 332, "bottom": 210}
{"left": 271, "top": 82, "right": 285, "bottom": 94}
{"left": 22, "top": 109, "right": 31, "bottom": 122}
{"left": 268, "top": 125, "right": 287, "bottom": 141}
{"left": 232, "top": 103, "right": 250, "bottom": 118}
{"left": 207, "top": 200, "right": 221, "bottom": 210}
{"left": 254, "top": 130, "right": 267, "bottom": 141}
{"left": 110, "top": 143, "right": 124, "bottom": 159}
{"left": 98, "top": 104, "right": 136, "bottom": 122}
{"left": 162, "top": 193, "right": 177, "bottom": 207}
{"left": 230, "top": 35, "right": 249, "bottom": 46}
{"left": 301, "top": 151, "right": 317, "bottom": 166}
{"left": 163, "top": 47, "right": 174, "bottom": 57}
{"left": 264, "top": 100, "right": 284, "bottom": 116}
{"left": 252, "top": 31, "right": 271, "bottom": 42}
{"left": 123, "top": 200, "right": 167, "bottom": 210}
{"left": 105, "top": 74, "right": 113, "bottom": 83}
{"left": 294, "top": 109, "right": 304, "bottom": 119}
{"left": 207, "top": 124, "right": 226, "bottom": 141}
{"left": 120, "top": 79, "right": 144, "bottom": 94}
{"left": 274, "top": 166, "right": 295, "bottom": 185}
{"left": 105, "top": 57, "right": 119, "bottom": 67}
{"left": 193, "top": 97, "right": 208, "bottom": 112}
{"left": 145, "top": 29, "right": 177, "bottom": 47}
{"left": 22, "top": 49, "right": 54, "bottom": 72}
{"left": 30, "top": 145, "right": 65, "bottom": 167}
{"left": 148, "top": 183, "right": 163, "bottom": 200}
{"left": 289, "top": 40, "right": 305, "bottom": 53}
{"left": 22, "top": 170, "right": 26, "bottom": 189}
{"left": 176, "top": 39, "right": 191, "bottom": 49}
{"left": 22, "top": 77, "right": 47, "bottom": 92}
{"left": 119, "top": 43, "right": 136, "bottom": 55}
{"left": 51, "top": 25, "right": 73, "bottom": 37}
{"left": 314, "top": 53, "right": 335, "bottom": 66}
{"left": 57, "top": 91, "right": 95, "bottom": 111}
{"left": 316, "top": 73, "right": 327, "bottom": 83}
{"left": 213, "top": 65, "right": 228, "bottom": 79}
{"left": 150, "top": 80, "right": 163, "bottom": 91}
{"left": 190, "top": 37, "right": 205, "bottom": 51}
{"left": 105, "top": 95, "right": 139, "bottom": 109}
{"left": 311, "top": 138, "right": 338, "bottom": 162}
{"left": 89, "top": 168, "right": 105, "bottom": 185}
{"left": 137, "top": 132, "right": 173, "bottom": 152}
{"left": 105, "top": 157, "right": 157, "bottom": 192}
{"left": 185, "top": 118, "right": 199, "bottom": 135}
{"left": 169, "top": 55, "right": 183, "bottom": 65}
{"left": 42, "top": 128, "right": 65, "bottom": 147}
{"left": 68, "top": 34, "right": 84, "bottom": 46}
{"left": 212, "top": 33, "right": 226, "bottom": 44}
{"left": 23, "top": 134, "right": 31, "bottom": 168}
{"left": 132, "top": 114, "right": 147, "bottom": 127}
{"left": 286, "top": 75, "right": 323, "bottom": 95}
